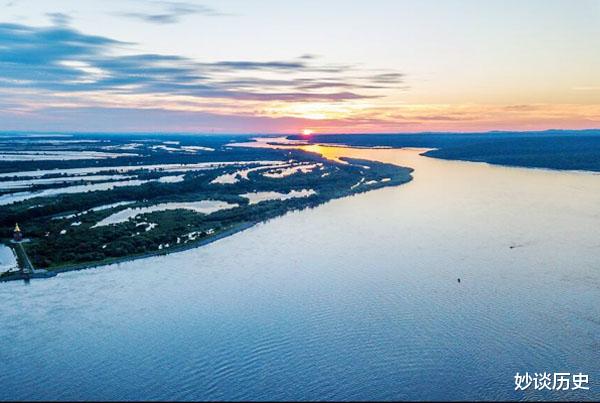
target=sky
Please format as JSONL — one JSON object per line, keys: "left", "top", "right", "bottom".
{"left": 0, "top": 0, "right": 599, "bottom": 134}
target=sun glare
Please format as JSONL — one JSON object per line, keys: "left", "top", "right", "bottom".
{"left": 302, "top": 129, "right": 314, "bottom": 136}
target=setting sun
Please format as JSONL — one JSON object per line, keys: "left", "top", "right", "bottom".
{"left": 302, "top": 129, "right": 314, "bottom": 136}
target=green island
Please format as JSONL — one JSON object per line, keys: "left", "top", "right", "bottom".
{"left": 0, "top": 134, "right": 412, "bottom": 281}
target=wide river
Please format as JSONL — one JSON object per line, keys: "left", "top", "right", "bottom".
{"left": 1, "top": 145, "right": 599, "bottom": 401}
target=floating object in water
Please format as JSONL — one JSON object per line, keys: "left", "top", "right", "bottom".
{"left": 457, "top": 278, "right": 461, "bottom": 283}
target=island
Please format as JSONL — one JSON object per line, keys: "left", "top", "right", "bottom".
{"left": 0, "top": 133, "right": 413, "bottom": 281}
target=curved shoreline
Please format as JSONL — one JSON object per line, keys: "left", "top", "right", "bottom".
{"left": 53, "top": 221, "right": 259, "bottom": 274}
{"left": 1, "top": 221, "right": 258, "bottom": 282}
{"left": 1, "top": 141, "right": 415, "bottom": 283}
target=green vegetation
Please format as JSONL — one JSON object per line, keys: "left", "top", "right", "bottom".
{"left": 0, "top": 134, "right": 412, "bottom": 274}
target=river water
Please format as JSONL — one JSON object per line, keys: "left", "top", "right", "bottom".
{"left": 0, "top": 146, "right": 599, "bottom": 401}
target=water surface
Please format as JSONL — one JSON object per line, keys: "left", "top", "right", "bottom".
{"left": 0, "top": 244, "right": 17, "bottom": 272}
{"left": 242, "top": 189, "right": 316, "bottom": 205}
{"left": 93, "top": 200, "right": 238, "bottom": 227}
{"left": 0, "top": 147, "right": 599, "bottom": 401}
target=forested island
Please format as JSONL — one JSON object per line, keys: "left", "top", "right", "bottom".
{"left": 0, "top": 133, "right": 412, "bottom": 280}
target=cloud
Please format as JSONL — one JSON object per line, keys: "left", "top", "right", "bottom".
{"left": 0, "top": 106, "right": 316, "bottom": 133}
{"left": 46, "top": 12, "right": 72, "bottom": 26}
{"left": 208, "top": 61, "right": 306, "bottom": 70}
{"left": 0, "top": 23, "right": 125, "bottom": 77}
{"left": 502, "top": 104, "right": 543, "bottom": 112}
{"left": 412, "top": 115, "right": 475, "bottom": 121}
{"left": 116, "top": 1, "right": 225, "bottom": 24}
{"left": 0, "top": 21, "right": 402, "bottom": 104}
{"left": 369, "top": 73, "right": 405, "bottom": 84}
{"left": 297, "top": 81, "right": 384, "bottom": 90}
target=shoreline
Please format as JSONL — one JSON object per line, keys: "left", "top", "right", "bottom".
{"left": 316, "top": 142, "right": 600, "bottom": 175}
{"left": 283, "top": 138, "right": 600, "bottom": 175}
{"left": 1, "top": 170, "right": 413, "bottom": 283}
{"left": 0, "top": 221, "right": 258, "bottom": 282}
{"left": 0, "top": 141, "right": 414, "bottom": 283}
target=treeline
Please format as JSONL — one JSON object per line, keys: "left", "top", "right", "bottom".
{"left": 0, "top": 137, "right": 285, "bottom": 174}
{"left": 1, "top": 146, "right": 413, "bottom": 269}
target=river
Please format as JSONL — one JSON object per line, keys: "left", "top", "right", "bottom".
{"left": 0, "top": 145, "right": 599, "bottom": 401}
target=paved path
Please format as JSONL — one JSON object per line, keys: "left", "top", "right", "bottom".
{"left": 16, "top": 243, "right": 34, "bottom": 276}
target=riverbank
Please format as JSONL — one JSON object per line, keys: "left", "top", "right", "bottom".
{"left": 1, "top": 136, "right": 414, "bottom": 281}
{"left": 3, "top": 145, "right": 599, "bottom": 401}
{"left": 53, "top": 221, "right": 258, "bottom": 274}
{"left": 0, "top": 221, "right": 257, "bottom": 282}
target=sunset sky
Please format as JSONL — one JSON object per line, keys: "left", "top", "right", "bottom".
{"left": 1, "top": 0, "right": 599, "bottom": 133}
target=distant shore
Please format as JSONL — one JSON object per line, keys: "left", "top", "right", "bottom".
{"left": 287, "top": 130, "right": 600, "bottom": 173}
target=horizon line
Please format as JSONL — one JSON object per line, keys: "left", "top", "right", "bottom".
{"left": 1, "top": 128, "right": 600, "bottom": 137}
